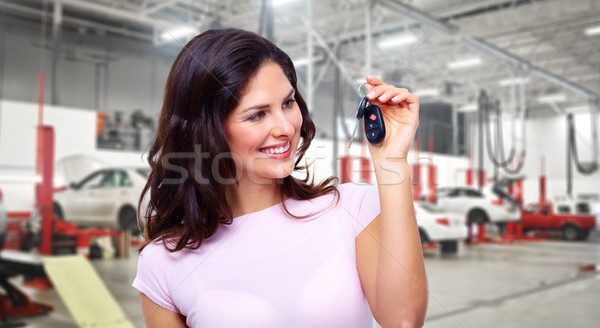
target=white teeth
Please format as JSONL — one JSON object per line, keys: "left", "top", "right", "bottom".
{"left": 260, "top": 141, "right": 290, "bottom": 154}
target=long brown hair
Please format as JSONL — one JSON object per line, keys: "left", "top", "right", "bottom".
{"left": 139, "top": 29, "right": 338, "bottom": 252}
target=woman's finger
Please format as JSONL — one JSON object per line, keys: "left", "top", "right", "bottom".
{"left": 366, "top": 75, "right": 384, "bottom": 86}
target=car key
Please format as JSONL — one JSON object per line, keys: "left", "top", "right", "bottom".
{"left": 356, "top": 96, "right": 386, "bottom": 144}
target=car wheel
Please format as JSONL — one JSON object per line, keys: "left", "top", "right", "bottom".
{"left": 418, "top": 228, "right": 429, "bottom": 244}
{"left": 53, "top": 203, "right": 64, "bottom": 219}
{"left": 562, "top": 224, "right": 581, "bottom": 241}
{"left": 440, "top": 241, "right": 458, "bottom": 254}
{"left": 119, "top": 207, "right": 140, "bottom": 236}
{"left": 467, "top": 209, "right": 488, "bottom": 225}
{"left": 578, "top": 229, "right": 590, "bottom": 241}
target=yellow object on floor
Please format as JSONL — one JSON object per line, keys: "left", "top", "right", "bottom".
{"left": 42, "top": 255, "right": 135, "bottom": 328}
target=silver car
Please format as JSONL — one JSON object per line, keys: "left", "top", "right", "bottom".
{"left": 53, "top": 167, "right": 149, "bottom": 235}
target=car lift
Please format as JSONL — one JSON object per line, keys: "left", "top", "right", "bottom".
{"left": 0, "top": 74, "right": 121, "bottom": 323}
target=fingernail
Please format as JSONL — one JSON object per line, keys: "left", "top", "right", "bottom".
{"left": 368, "top": 91, "right": 376, "bottom": 98}
{"left": 378, "top": 95, "right": 386, "bottom": 101}
{"left": 392, "top": 95, "right": 401, "bottom": 101}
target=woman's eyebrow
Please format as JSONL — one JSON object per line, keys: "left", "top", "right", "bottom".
{"left": 242, "top": 89, "right": 295, "bottom": 112}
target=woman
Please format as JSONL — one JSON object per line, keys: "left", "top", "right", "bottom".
{"left": 133, "top": 28, "right": 427, "bottom": 327}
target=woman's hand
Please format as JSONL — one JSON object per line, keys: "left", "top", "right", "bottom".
{"left": 364, "top": 75, "right": 419, "bottom": 163}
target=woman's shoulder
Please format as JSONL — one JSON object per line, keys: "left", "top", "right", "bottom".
{"left": 138, "top": 239, "right": 190, "bottom": 262}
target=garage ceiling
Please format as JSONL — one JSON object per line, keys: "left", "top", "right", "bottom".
{"left": 1, "top": 0, "right": 599, "bottom": 116}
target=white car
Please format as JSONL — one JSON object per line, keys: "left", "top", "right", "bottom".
{"left": 433, "top": 186, "right": 520, "bottom": 226}
{"left": 0, "top": 188, "right": 6, "bottom": 248}
{"left": 53, "top": 167, "right": 150, "bottom": 235}
{"left": 414, "top": 202, "right": 468, "bottom": 254}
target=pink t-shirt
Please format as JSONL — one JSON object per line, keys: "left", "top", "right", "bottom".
{"left": 133, "top": 182, "right": 381, "bottom": 327}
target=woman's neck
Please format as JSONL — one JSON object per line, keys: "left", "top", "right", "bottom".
{"left": 227, "top": 179, "right": 285, "bottom": 218}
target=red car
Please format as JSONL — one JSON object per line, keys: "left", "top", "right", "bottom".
{"left": 521, "top": 202, "right": 596, "bottom": 241}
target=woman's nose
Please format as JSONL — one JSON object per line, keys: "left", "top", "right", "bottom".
{"left": 270, "top": 111, "right": 294, "bottom": 137}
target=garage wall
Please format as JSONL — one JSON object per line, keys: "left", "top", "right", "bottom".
{"left": 469, "top": 109, "right": 600, "bottom": 204}
{"left": 0, "top": 100, "right": 148, "bottom": 211}
{"left": 0, "top": 27, "right": 170, "bottom": 117}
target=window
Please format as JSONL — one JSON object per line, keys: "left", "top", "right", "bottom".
{"left": 136, "top": 168, "right": 151, "bottom": 178}
{"left": 108, "top": 170, "right": 133, "bottom": 187}
{"left": 79, "top": 171, "right": 109, "bottom": 190}
{"left": 466, "top": 189, "right": 484, "bottom": 198}
{"left": 557, "top": 205, "right": 571, "bottom": 214}
{"left": 575, "top": 203, "right": 590, "bottom": 214}
{"left": 523, "top": 204, "right": 538, "bottom": 214}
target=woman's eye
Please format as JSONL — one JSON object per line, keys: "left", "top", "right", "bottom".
{"left": 283, "top": 99, "right": 296, "bottom": 109}
{"left": 247, "top": 111, "right": 266, "bottom": 121}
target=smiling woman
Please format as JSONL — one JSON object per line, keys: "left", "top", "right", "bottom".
{"left": 133, "top": 28, "right": 427, "bottom": 328}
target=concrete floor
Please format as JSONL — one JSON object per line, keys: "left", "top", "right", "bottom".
{"left": 9, "top": 231, "right": 600, "bottom": 328}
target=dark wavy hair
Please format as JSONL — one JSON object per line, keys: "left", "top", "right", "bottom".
{"left": 139, "top": 28, "right": 339, "bottom": 252}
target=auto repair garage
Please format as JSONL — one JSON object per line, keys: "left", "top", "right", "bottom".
{"left": 0, "top": 0, "right": 599, "bottom": 327}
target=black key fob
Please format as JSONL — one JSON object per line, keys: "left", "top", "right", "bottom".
{"left": 356, "top": 97, "right": 385, "bottom": 144}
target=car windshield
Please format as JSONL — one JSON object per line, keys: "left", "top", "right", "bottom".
{"left": 418, "top": 203, "right": 446, "bottom": 214}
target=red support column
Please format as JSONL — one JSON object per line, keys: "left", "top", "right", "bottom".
{"left": 339, "top": 156, "right": 352, "bottom": 184}
{"left": 36, "top": 126, "right": 54, "bottom": 255}
{"left": 360, "top": 157, "right": 371, "bottom": 184}
{"left": 412, "top": 162, "right": 421, "bottom": 202}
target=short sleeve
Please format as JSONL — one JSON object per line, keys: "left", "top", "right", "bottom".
{"left": 337, "top": 183, "right": 381, "bottom": 236}
{"left": 132, "top": 242, "right": 180, "bottom": 313}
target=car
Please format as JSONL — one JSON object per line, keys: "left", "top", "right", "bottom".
{"left": 431, "top": 186, "right": 520, "bottom": 227}
{"left": 414, "top": 201, "right": 468, "bottom": 254}
{"left": 0, "top": 188, "right": 6, "bottom": 248}
{"left": 553, "top": 197, "right": 600, "bottom": 231}
{"left": 53, "top": 167, "right": 150, "bottom": 235}
{"left": 521, "top": 202, "right": 596, "bottom": 241}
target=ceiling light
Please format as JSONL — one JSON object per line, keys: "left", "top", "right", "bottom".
{"left": 458, "top": 104, "right": 478, "bottom": 112}
{"left": 377, "top": 34, "right": 418, "bottom": 49}
{"left": 293, "top": 58, "right": 309, "bottom": 67}
{"left": 160, "top": 26, "right": 197, "bottom": 41}
{"left": 272, "top": 0, "right": 300, "bottom": 7}
{"left": 584, "top": 25, "right": 600, "bottom": 36}
{"left": 537, "top": 93, "right": 566, "bottom": 103}
{"left": 498, "top": 77, "right": 530, "bottom": 87}
{"left": 414, "top": 88, "right": 440, "bottom": 97}
{"left": 447, "top": 57, "right": 482, "bottom": 70}
{"left": 565, "top": 105, "right": 590, "bottom": 113}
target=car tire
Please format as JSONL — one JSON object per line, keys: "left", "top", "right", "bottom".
{"left": 418, "top": 228, "right": 429, "bottom": 244}
{"left": 578, "top": 229, "right": 590, "bottom": 241}
{"left": 119, "top": 206, "right": 140, "bottom": 236}
{"left": 440, "top": 241, "right": 458, "bottom": 254}
{"left": 53, "top": 202, "right": 64, "bottom": 219}
{"left": 562, "top": 224, "right": 581, "bottom": 241}
{"left": 467, "top": 209, "right": 488, "bottom": 225}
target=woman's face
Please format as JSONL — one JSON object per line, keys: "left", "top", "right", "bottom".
{"left": 224, "top": 61, "right": 303, "bottom": 185}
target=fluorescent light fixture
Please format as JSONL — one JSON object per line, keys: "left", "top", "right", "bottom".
{"left": 584, "top": 25, "right": 600, "bottom": 36}
{"left": 498, "top": 77, "right": 530, "bottom": 87}
{"left": 458, "top": 103, "right": 478, "bottom": 112}
{"left": 293, "top": 57, "right": 309, "bottom": 67}
{"left": 414, "top": 88, "right": 440, "bottom": 97}
{"left": 377, "top": 34, "right": 418, "bottom": 49}
{"left": 565, "top": 105, "right": 590, "bottom": 113}
{"left": 537, "top": 93, "right": 566, "bottom": 103}
{"left": 447, "top": 57, "right": 482, "bottom": 70}
{"left": 272, "top": 0, "right": 300, "bottom": 7}
{"left": 160, "top": 26, "right": 197, "bottom": 41}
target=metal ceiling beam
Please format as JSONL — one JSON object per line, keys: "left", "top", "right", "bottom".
{"left": 48, "top": 0, "right": 175, "bottom": 29}
{"left": 377, "top": 0, "right": 600, "bottom": 102}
